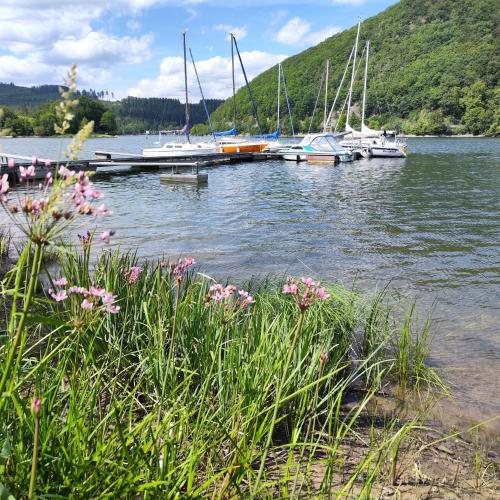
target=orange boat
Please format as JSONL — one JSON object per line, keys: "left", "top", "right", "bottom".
{"left": 218, "top": 141, "right": 268, "bottom": 153}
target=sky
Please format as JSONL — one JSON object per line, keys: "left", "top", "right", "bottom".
{"left": 0, "top": 0, "right": 398, "bottom": 102}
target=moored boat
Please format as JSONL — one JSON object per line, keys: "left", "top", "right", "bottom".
{"left": 278, "top": 133, "right": 354, "bottom": 162}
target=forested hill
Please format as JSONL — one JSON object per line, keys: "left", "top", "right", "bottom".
{"left": 0, "top": 83, "right": 61, "bottom": 108}
{"left": 211, "top": 0, "right": 499, "bottom": 135}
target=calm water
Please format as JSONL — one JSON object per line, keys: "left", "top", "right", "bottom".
{"left": 1, "top": 135, "right": 499, "bottom": 424}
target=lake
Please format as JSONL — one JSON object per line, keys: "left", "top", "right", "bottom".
{"left": 1, "top": 135, "right": 499, "bottom": 427}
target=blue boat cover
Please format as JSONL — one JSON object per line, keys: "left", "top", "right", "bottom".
{"left": 255, "top": 128, "right": 280, "bottom": 139}
{"left": 214, "top": 127, "right": 238, "bottom": 137}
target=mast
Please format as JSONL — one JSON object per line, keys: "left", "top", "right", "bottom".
{"left": 323, "top": 59, "right": 329, "bottom": 132}
{"left": 189, "top": 47, "right": 216, "bottom": 141}
{"left": 231, "top": 33, "right": 236, "bottom": 130}
{"left": 282, "top": 64, "right": 295, "bottom": 137}
{"left": 232, "top": 34, "right": 262, "bottom": 133}
{"left": 361, "top": 40, "right": 369, "bottom": 128}
{"left": 346, "top": 21, "right": 360, "bottom": 129}
{"left": 277, "top": 62, "right": 281, "bottom": 133}
{"left": 183, "top": 31, "right": 190, "bottom": 143}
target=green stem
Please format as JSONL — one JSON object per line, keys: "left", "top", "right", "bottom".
{"left": 28, "top": 415, "right": 40, "bottom": 499}
{"left": 254, "top": 311, "right": 305, "bottom": 492}
{"left": 0, "top": 243, "right": 43, "bottom": 399}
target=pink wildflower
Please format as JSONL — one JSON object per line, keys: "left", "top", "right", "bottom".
{"left": 81, "top": 299, "right": 93, "bottom": 310}
{"left": 96, "top": 204, "right": 111, "bottom": 216}
{"left": 49, "top": 289, "right": 67, "bottom": 302}
{"left": 31, "top": 397, "right": 42, "bottom": 416}
{"left": 7, "top": 158, "right": 15, "bottom": 169}
{"left": 44, "top": 159, "right": 51, "bottom": 169}
{"left": 88, "top": 286, "right": 105, "bottom": 297}
{"left": 100, "top": 230, "right": 115, "bottom": 244}
{"left": 0, "top": 174, "right": 9, "bottom": 194}
{"left": 106, "top": 304, "right": 120, "bottom": 314}
{"left": 172, "top": 256, "right": 196, "bottom": 283}
{"left": 31, "top": 156, "right": 38, "bottom": 166}
{"left": 238, "top": 290, "right": 255, "bottom": 308}
{"left": 319, "top": 353, "right": 329, "bottom": 363}
{"left": 101, "top": 291, "right": 116, "bottom": 305}
{"left": 54, "top": 277, "right": 67, "bottom": 286}
{"left": 124, "top": 266, "right": 143, "bottom": 284}
{"left": 282, "top": 276, "right": 330, "bottom": 311}
{"left": 58, "top": 165, "right": 75, "bottom": 179}
{"left": 69, "top": 286, "right": 87, "bottom": 295}
{"left": 19, "top": 165, "right": 36, "bottom": 179}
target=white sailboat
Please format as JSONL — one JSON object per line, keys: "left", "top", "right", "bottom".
{"left": 142, "top": 32, "right": 218, "bottom": 158}
{"left": 340, "top": 27, "right": 407, "bottom": 158}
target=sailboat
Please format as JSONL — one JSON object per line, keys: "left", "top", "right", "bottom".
{"left": 279, "top": 60, "right": 355, "bottom": 162}
{"left": 142, "top": 32, "right": 218, "bottom": 158}
{"left": 215, "top": 34, "right": 269, "bottom": 153}
{"left": 339, "top": 23, "right": 407, "bottom": 158}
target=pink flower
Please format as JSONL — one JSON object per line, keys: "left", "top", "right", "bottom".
{"left": 54, "top": 277, "right": 67, "bottom": 286}
{"left": 58, "top": 165, "right": 75, "bottom": 179}
{"left": 92, "top": 191, "right": 103, "bottom": 200}
{"left": 0, "top": 174, "right": 9, "bottom": 195}
{"left": 49, "top": 289, "right": 67, "bottom": 302}
{"left": 20, "top": 165, "right": 36, "bottom": 179}
{"left": 101, "top": 291, "right": 116, "bottom": 305}
{"left": 172, "top": 256, "right": 196, "bottom": 282}
{"left": 282, "top": 276, "right": 329, "bottom": 311}
{"left": 44, "top": 159, "right": 51, "bottom": 168}
{"left": 31, "top": 156, "right": 38, "bottom": 166}
{"left": 88, "top": 286, "right": 105, "bottom": 297}
{"left": 238, "top": 290, "right": 255, "bottom": 308}
{"left": 7, "top": 158, "right": 15, "bottom": 169}
{"left": 97, "top": 204, "right": 111, "bottom": 216}
{"left": 31, "top": 397, "right": 42, "bottom": 416}
{"left": 124, "top": 266, "right": 143, "bottom": 284}
{"left": 69, "top": 286, "right": 87, "bottom": 295}
{"left": 106, "top": 304, "right": 120, "bottom": 314}
{"left": 319, "top": 353, "right": 329, "bottom": 363}
{"left": 81, "top": 299, "right": 93, "bottom": 310}
{"left": 100, "top": 230, "right": 115, "bottom": 244}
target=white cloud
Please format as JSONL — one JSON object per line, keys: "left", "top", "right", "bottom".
{"left": 274, "top": 16, "right": 341, "bottom": 46}
{"left": 127, "top": 50, "right": 287, "bottom": 100}
{"left": 0, "top": 1, "right": 154, "bottom": 88}
{"left": 215, "top": 24, "right": 247, "bottom": 41}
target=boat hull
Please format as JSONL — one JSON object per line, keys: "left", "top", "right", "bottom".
{"left": 142, "top": 146, "right": 217, "bottom": 157}
{"left": 218, "top": 143, "right": 268, "bottom": 153}
{"left": 368, "top": 146, "right": 407, "bottom": 158}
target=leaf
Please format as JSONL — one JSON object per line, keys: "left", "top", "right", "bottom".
{"left": 0, "top": 483, "right": 15, "bottom": 500}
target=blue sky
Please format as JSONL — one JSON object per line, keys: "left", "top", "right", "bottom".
{"left": 0, "top": 0, "right": 397, "bottom": 101}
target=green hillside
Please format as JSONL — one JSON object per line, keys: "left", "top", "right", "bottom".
{"left": 211, "top": 0, "right": 499, "bottom": 135}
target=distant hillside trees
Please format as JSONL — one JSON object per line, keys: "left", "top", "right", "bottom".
{"left": 210, "top": 0, "right": 499, "bottom": 136}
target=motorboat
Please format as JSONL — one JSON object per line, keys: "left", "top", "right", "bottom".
{"left": 278, "top": 133, "right": 355, "bottom": 162}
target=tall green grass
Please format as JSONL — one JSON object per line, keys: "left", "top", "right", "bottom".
{"left": 0, "top": 246, "right": 445, "bottom": 497}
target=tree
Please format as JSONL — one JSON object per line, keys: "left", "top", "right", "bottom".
{"left": 99, "top": 110, "right": 117, "bottom": 135}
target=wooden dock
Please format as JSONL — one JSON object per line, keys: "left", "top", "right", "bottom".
{"left": 0, "top": 150, "right": 281, "bottom": 183}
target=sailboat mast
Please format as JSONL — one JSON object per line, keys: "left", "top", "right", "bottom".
{"left": 183, "top": 31, "right": 190, "bottom": 142}
{"left": 323, "top": 59, "right": 329, "bottom": 132}
{"left": 231, "top": 33, "right": 236, "bottom": 130}
{"left": 277, "top": 62, "right": 281, "bottom": 133}
{"left": 346, "top": 21, "right": 360, "bottom": 129}
{"left": 361, "top": 40, "right": 369, "bottom": 128}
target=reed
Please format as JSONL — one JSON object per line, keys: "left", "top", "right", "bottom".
{"left": 0, "top": 244, "right": 445, "bottom": 497}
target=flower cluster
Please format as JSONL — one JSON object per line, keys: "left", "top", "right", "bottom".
{"left": 205, "top": 283, "right": 255, "bottom": 310}
{"left": 283, "top": 276, "right": 330, "bottom": 311}
{"left": 124, "top": 266, "right": 143, "bottom": 284}
{"left": 48, "top": 279, "right": 120, "bottom": 314}
{"left": 171, "top": 257, "right": 196, "bottom": 284}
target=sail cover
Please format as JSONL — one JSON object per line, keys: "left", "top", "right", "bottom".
{"left": 255, "top": 128, "right": 280, "bottom": 139}
{"left": 214, "top": 127, "right": 238, "bottom": 137}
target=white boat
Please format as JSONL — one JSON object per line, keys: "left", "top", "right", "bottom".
{"left": 279, "top": 133, "right": 355, "bottom": 162}
{"left": 340, "top": 32, "right": 408, "bottom": 158}
{"left": 143, "top": 142, "right": 217, "bottom": 157}
{"left": 142, "top": 32, "right": 217, "bottom": 158}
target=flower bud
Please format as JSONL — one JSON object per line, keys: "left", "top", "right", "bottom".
{"left": 31, "top": 397, "right": 42, "bottom": 416}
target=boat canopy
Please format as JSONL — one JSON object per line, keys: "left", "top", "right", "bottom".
{"left": 255, "top": 128, "right": 280, "bottom": 139}
{"left": 214, "top": 127, "right": 238, "bottom": 137}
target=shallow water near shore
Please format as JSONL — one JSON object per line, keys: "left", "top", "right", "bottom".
{"left": 1, "top": 135, "right": 499, "bottom": 428}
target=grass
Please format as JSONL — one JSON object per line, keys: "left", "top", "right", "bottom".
{"left": 0, "top": 245, "right": 448, "bottom": 497}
